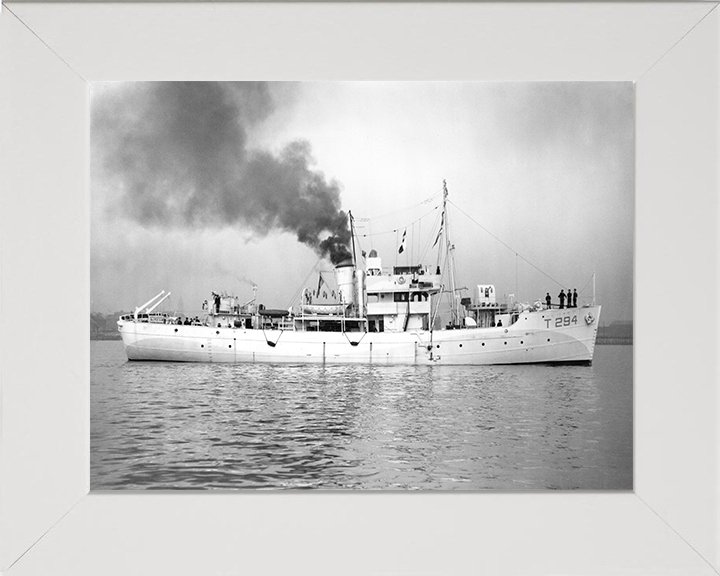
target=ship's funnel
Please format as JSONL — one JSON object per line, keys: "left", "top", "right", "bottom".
{"left": 334, "top": 261, "right": 355, "bottom": 306}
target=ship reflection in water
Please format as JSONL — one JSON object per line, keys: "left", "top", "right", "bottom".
{"left": 91, "top": 342, "right": 632, "bottom": 490}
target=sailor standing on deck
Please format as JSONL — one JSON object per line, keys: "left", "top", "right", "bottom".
{"left": 558, "top": 290, "right": 566, "bottom": 309}
{"left": 545, "top": 292, "right": 552, "bottom": 309}
{"left": 213, "top": 292, "right": 221, "bottom": 313}
{"left": 573, "top": 289, "right": 578, "bottom": 308}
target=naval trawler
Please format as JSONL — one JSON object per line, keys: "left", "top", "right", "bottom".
{"left": 118, "top": 182, "right": 601, "bottom": 365}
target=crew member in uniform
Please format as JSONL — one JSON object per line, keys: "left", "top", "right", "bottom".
{"left": 558, "top": 290, "right": 566, "bottom": 309}
{"left": 545, "top": 292, "right": 552, "bottom": 309}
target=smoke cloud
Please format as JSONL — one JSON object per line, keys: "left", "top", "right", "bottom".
{"left": 92, "top": 82, "right": 352, "bottom": 264}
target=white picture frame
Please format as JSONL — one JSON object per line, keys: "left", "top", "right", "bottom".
{"left": 1, "top": 2, "right": 718, "bottom": 574}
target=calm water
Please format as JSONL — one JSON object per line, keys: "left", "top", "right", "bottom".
{"left": 91, "top": 342, "right": 632, "bottom": 490}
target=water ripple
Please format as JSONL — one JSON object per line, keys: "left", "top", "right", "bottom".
{"left": 91, "top": 343, "right": 632, "bottom": 490}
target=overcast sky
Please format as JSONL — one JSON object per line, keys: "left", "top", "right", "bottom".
{"left": 91, "top": 82, "right": 633, "bottom": 323}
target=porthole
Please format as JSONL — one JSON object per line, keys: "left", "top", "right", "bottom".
{"left": 504, "top": 342, "right": 507, "bottom": 345}
{"left": 482, "top": 343, "right": 485, "bottom": 346}
{"left": 459, "top": 343, "right": 463, "bottom": 348}
{"left": 201, "top": 344, "right": 204, "bottom": 348}
{"left": 520, "top": 341, "right": 524, "bottom": 345}
{"left": 228, "top": 345, "right": 232, "bottom": 349}
{"left": 436, "top": 344, "right": 440, "bottom": 348}
{"left": 174, "top": 328, "right": 178, "bottom": 333}
{"left": 547, "top": 338, "right": 550, "bottom": 342}
{"left": 216, "top": 331, "right": 220, "bottom": 335}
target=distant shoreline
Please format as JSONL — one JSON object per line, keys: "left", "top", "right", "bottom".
{"left": 596, "top": 338, "right": 633, "bottom": 345}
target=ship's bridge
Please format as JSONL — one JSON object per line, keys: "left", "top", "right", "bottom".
{"left": 362, "top": 251, "right": 442, "bottom": 332}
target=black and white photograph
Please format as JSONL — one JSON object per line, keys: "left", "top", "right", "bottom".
{"left": 90, "top": 81, "right": 633, "bottom": 491}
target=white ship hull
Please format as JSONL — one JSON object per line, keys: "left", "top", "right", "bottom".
{"left": 119, "top": 305, "right": 601, "bottom": 366}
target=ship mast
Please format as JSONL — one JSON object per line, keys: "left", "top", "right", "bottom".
{"left": 348, "top": 210, "right": 357, "bottom": 266}
{"left": 439, "top": 180, "right": 462, "bottom": 328}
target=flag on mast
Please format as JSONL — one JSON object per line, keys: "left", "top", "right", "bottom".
{"left": 432, "top": 212, "right": 445, "bottom": 247}
{"left": 398, "top": 228, "right": 407, "bottom": 254}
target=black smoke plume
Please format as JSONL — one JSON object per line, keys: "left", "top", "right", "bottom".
{"left": 92, "top": 82, "right": 352, "bottom": 265}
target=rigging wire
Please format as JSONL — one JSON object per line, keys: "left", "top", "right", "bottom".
{"left": 285, "top": 255, "right": 328, "bottom": 310}
{"left": 355, "top": 205, "right": 440, "bottom": 238}
{"left": 448, "top": 199, "right": 567, "bottom": 289}
{"left": 286, "top": 188, "right": 587, "bottom": 310}
{"left": 354, "top": 189, "right": 442, "bottom": 225}
{"left": 285, "top": 213, "right": 353, "bottom": 309}
{"left": 578, "top": 274, "right": 594, "bottom": 299}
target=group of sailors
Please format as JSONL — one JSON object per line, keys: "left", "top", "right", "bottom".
{"left": 176, "top": 316, "right": 201, "bottom": 325}
{"left": 545, "top": 289, "right": 579, "bottom": 309}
